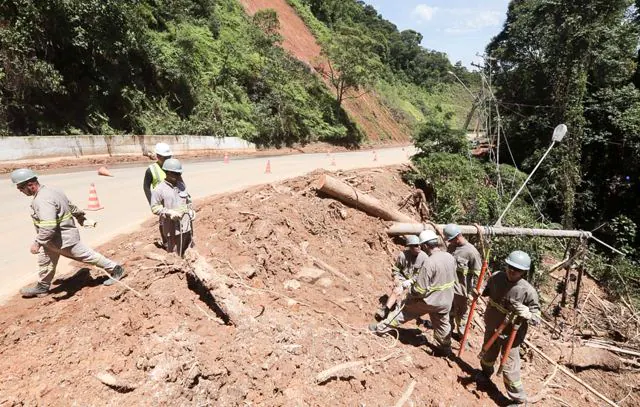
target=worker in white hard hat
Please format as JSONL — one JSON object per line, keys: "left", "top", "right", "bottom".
{"left": 443, "top": 223, "right": 483, "bottom": 338}
{"left": 144, "top": 142, "right": 174, "bottom": 249}
{"left": 474, "top": 250, "right": 541, "bottom": 405}
{"left": 143, "top": 142, "right": 173, "bottom": 203}
{"left": 11, "top": 168, "right": 124, "bottom": 298}
{"left": 150, "top": 159, "right": 195, "bottom": 256}
{"left": 375, "top": 235, "right": 428, "bottom": 321}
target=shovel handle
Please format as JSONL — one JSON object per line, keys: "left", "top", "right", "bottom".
{"left": 497, "top": 323, "right": 520, "bottom": 374}
{"left": 458, "top": 254, "right": 490, "bottom": 357}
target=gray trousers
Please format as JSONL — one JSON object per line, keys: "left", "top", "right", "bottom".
{"left": 450, "top": 294, "right": 469, "bottom": 335}
{"left": 384, "top": 298, "right": 452, "bottom": 351}
{"left": 167, "top": 231, "right": 193, "bottom": 256}
{"left": 38, "top": 241, "right": 118, "bottom": 285}
{"left": 480, "top": 329, "right": 527, "bottom": 403}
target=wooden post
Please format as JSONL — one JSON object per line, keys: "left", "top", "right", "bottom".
{"left": 574, "top": 263, "right": 585, "bottom": 309}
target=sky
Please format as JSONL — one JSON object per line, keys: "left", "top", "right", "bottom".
{"left": 364, "top": 0, "right": 510, "bottom": 69}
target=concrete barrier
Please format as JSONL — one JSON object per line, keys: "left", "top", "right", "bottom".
{"left": 0, "top": 135, "right": 256, "bottom": 161}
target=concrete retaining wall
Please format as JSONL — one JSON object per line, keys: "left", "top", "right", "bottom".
{"left": 0, "top": 135, "right": 256, "bottom": 161}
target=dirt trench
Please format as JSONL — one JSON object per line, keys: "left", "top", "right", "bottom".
{"left": 0, "top": 166, "right": 638, "bottom": 406}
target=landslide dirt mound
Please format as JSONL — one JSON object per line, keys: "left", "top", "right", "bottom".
{"left": 239, "top": 0, "right": 411, "bottom": 144}
{"left": 0, "top": 166, "right": 638, "bottom": 406}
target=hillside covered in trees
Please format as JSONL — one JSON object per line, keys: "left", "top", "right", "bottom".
{"left": 0, "top": 0, "right": 475, "bottom": 146}
{"left": 406, "top": 0, "right": 640, "bottom": 300}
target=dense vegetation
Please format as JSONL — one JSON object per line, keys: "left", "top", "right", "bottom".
{"left": 0, "top": 0, "right": 474, "bottom": 146}
{"left": 0, "top": 0, "right": 361, "bottom": 146}
{"left": 289, "top": 0, "right": 477, "bottom": 129}
{"left": 406, "top": 0, "right": 640, "bottom": 299}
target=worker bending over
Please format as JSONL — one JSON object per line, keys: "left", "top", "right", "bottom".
{"left": 370, "top": 230, "right": 456, "bottom": 356}
{"left": 375, "top": 234, "right": 428, "bottom": 320}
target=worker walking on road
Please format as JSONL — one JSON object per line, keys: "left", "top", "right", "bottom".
{"left": 370, "top": 230, "right": 456, "bottom": 356}
{"left": 375, "top": 235, "right": 428, "bottom": 320}
{"left": 474, "top": 250, "right": 541, "bottom": 405}
{"left": 11, "top": 169, "right": 125, "bottom": 298}
{"left": 150, "top": 159, "right": 195, "bottom": 256}
{"left": 444, "top": 224, "right": 483, "bottom": 338}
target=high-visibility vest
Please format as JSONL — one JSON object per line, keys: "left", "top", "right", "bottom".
{"left": 149, "top": 162, "right": 166, "bottom": 189}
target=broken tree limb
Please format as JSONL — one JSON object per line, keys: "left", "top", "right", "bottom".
{"left": 525, "top": 339, "right": 620, "bottom": 407}
{"left": 387, "top": 223, "right": 593, "bottom": 239}
{"left": 309, "top": 255, "right": 351, "bottom": 283}
{"left": 182, "top": 248, "right": 248, "bottom": 327}
{"left": 315, "top": 361, "right": 365, "bottom": 384}
{"left": 314, "top": 175, "right": 416, "bottom": 223}
{"left": 94, "top": 371, "right": 136, "bottom": 392}
{"left": 393, "top": 380, "right": 416, "bottom": 407}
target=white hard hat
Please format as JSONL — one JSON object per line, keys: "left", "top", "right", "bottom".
{"left": 419, "top": 230, "right": 438, "bottom": 244}
{"left": 443, "top": 224, "right": 461, "bottom": 241}
{"left": 11, "top": 168, "right": 38, "bottom": 184}
{"left": 505, "top": 250, "right": 531, "bottom": 271}
{"left": 162, "top": 158, "right": 183, "bottom": 173}
{"left": 154, "top": 142, "right": 173, "bottom": 157}
{"left": 405, "top": 235, "right": 421, "bottom": 246}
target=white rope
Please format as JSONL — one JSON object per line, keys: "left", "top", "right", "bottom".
{"left": 589, "top": 235, "right": 626, "bottom": 257}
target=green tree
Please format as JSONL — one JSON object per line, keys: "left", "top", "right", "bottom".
{"left": 319, "top": 26, "right": 383, "bottom": 107}
{"left": 487, "top": 0, "right": 637, "bottom": 229}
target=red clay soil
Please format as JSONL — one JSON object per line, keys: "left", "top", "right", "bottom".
{"left": 0, "top": 166, "right": 637, "bottom": 406}
{"left": 239, "top": 0, "right": 411, "bottom": 143}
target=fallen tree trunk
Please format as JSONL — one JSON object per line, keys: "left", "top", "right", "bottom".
{"left": 314, "top": 175, "right": 416, "bottom": 223}
{"left": 387, "top": 223, "right": 592, "bottom": 240}
{"left": 183, "top": 248, "right": 248, "bottom": 327}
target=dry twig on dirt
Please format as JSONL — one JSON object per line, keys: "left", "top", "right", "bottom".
{"left": 393, "top": 379, "right": 416, "bottom": 407}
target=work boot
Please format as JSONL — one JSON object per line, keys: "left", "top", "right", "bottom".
{"left": 374, "top": 306, "right": 388, "bottom": 321}
{"left": 474, "top": 371, "right": 492, "bottom": 385}
{"left": 20, "top": 282, "right": 50, "bottom": 298}
{"left": 103, "top": 265, "right": 125, "bottom": 286}
{"left": 368, "top": 322, "right": 392, "bottom": 336}
{"left": 433, "top": 346, "right": 452, "bottom": 358}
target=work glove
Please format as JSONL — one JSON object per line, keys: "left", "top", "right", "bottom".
{"left": 164, "top": 209, "right": 183, "bottom": 220}
{"left": 401, "top": 279, "right": 414, "bottom": 289}
{"left": 393, "top": 284, "right": 404, "bottom": 296}
{"left": 511, "top": 302, "right": 533, "bottom": 321}
{"left": 74, "top": 213, "right": 86, "bottom": 226}
{"left": 188, "top": 209, "right": 196, "bottom": 221}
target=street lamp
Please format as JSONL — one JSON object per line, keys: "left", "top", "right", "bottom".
{"left": 494, "top": 124, "right": 568, "bottom": 227}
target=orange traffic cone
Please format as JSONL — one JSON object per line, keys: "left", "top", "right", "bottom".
{"left": 85, "top": 183, "right": 104, "bottom": 211}
{"left": 223, "top": 152, "right": 230, "bottom": 164}
{"left": 97, "top": 166, "right": 113, "bottom": 177}
{"left": 265, "top": 160, "right": 272, "bottom": 174}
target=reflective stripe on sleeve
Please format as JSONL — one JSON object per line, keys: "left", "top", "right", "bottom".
{"left": 488, "top": 298, "right": 510, "bottom": 314}
{"left": 33, "top": 212, "right": 73, "bottom": 228}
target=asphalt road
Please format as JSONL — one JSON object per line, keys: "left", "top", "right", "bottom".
{"left": 0, "top": 146, "right": 413, "bottom": 303}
